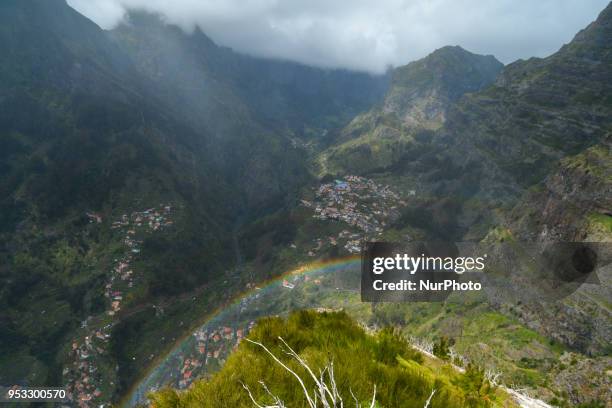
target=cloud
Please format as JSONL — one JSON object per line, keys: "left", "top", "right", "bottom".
{"left": 66, "top": 0, "right": 609, "bottom": 73}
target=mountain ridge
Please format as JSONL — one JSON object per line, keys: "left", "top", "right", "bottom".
{"left": 0, "top": 1, "right": 610, "bottom": 406}
{"left": 0, "top": 1, "right": 386, "bottom": 401}
{"left": 316, "top": 45, "right": 503, "bottom": 176}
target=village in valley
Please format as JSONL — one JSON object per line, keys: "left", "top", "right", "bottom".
{"left": 163, "top": 271, "right": 328, "bottom": 390}
{"left": 133, "top": 290, "right": 264, "bottom": 397}
{"left": 130, "top": 267, "right": 343, "bottom": 403}
{"left": 63, "top": 205, "right": 175, "bottom": 407}
{"left": 173, "top": 320, "right": 255, "bottom": 390}
{"left": 299, "top": 175, "right": 410, "bottom": 255}
{"left": 62, "top": 175, "right": 413, "bottom": 406}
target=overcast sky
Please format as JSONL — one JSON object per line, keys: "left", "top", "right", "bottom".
{"left": 67, "top": 0, "right": 609, "bottom": 73}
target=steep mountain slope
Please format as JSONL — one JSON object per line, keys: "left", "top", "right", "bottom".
{"left": 318, "top": 46, "right": 503, "bottom": 175}
{"left": 0, "top": 0, "right": 386, "bottom": 398}
{"left": 489, "top": 138, "right": 612, "bottom": 355}
{"left": 109, "top": 12, "right": 388, "bottom": 204}
{"left": 384, "top": 46, "right": 502, "bottom": 130}
{"left": 470, "top": 141, "right": 612, "bottom": 405}
{"left": 0, "top": 0, "right": 241, "bottom": 389}
{"left": 320, "top": 3, "right": 612, "bottom": 241}
{"left": 0, "top": 1, "right": 233, "bottom": 216}
{"left": 506, "top": 139, "right": 611, "bottom": 243}
{"left": 105, "top": 12, "right": 390, "bottom": 210}
{"left": 440, "top": 2, "right": 612, "bottom": 198}
{"left": 438, "top": 1, "right": 612, "bottom": 239}
{"left": 107, "top": 13, "right": 309, "bottom": 211}
{"left": 110, "top": 12, "right": 388, "bottom": 137}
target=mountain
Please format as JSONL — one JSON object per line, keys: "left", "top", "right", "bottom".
{"left": 1, "top": 0, "right": 610, "bottom": 406}
{"left": 0, "top": 0, "right": 386, "bottom": 398}
{"left": 110, "top": 12, "right": 388, "bottom": 138}
{"left": 317, "top": 46, "right": 503, "bottom": 175}
{"left": 444, "top": 1, "right": 612, "bottom": 239}
{"left": 103, "top": 11, "right": 390, "bottom": 211}
{"left": 310, "top": 0, "right": 612, "bottom": 361}
{"left": 440, "top": 1, "right": 612, "bottom": 194}
{"left": 321, "top": 2, "right": 612, "bottom": 240}
{"left": 384, "top": 46, "right": 502, "bottom": 130}
{"left": 488, "top": 138, "right": 611, "bottom": 357}
{"left": 505, "top": 139, "right": 611, "bottom": 243}
{"left": 0, "top": 0, "right": 241, "bottom": 391}
{"left": 330, "top": 6, "right": 611, "bottom": 402}
{"left": 106, "top": 12, "right": 389, "bottom": 210}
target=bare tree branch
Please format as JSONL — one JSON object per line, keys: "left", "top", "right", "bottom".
{"left": 245, "top": 338, "right": 316, "bottom": 407}
{"left": 423, "top": 388, "right": 436, "bottom": 408}
{"left": 243, "top": 337, "right": 379, "bottom": 408}
{"left": 259, "top": 381, "right": 286, "bottom": 408}
{"left": 241, "top": 382, "right": 263, "bottom": 408}
{"left": 368, "top": 385, "right": 377, "bottom": 408}
{"left": 349, "top": 387, "right": 360, "bottom": 408}
{"left": 485, "top": 368, "right": 501, "bottom": 386}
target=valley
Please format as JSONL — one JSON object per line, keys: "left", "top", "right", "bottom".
{"left": 0, "top": 1, "right": 610, "bottom": 407}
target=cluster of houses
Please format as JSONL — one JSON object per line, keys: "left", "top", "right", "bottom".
{"left": 282, "top": 273, "right": 322, "bottom": 290}
{"left": 138, "top": 272, "right": 330, "bottom": 399}
{"left": 105, "top": 205, "right": 173, "bottom": 316}
{"left": 168, "top": 273, "right": 330, "bottom": 389}
{"left": 64, "top": 205, "right": 174, "bottom": 407}
{"left": 64, "top": 324, "right": 112, "bottom": 407}
{"left": 111, "top": 205, "right": 174, "bottom": 231}
{"left": 105, "top": 257, "right": 131, "bottom": 316}
{"left": 170, "top": 321, "right": 256, "bottom": 389}
{"left": 301, "top": 176, "right": 408, "bottom": 254}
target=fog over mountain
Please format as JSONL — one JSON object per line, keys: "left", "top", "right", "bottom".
{"left": 67, "top": 0, "right": 608, "bottom": 73}
{"left": 1, "top": 1, "right": 611, "bottom": 407}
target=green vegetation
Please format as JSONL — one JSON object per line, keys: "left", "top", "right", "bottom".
{"left": 316, "top": 115, "right": 415, "bottom": 176}
{"left": 561, "top": 143, "right": 612, "bottom": 182}
{"left": 369, "top": 301, "right": 563, "bottom": 389}
{"left": 0, "top": 0, "right": 382, "bottom": 396}
{"left": 433, "top": 336, "right": 455, "bottom": 360}
{"left": 2, "top": 1, "right": 612, "bottom": 406}
{"left": 149, "top": 311, "right": 509, "bottom": 407}
{"left": 587, "top": 213, "right": 612, "bottom": 234}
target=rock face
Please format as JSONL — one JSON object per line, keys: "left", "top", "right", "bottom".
{"left": 324, "top": 2, "right": 612, "bottom": 237}
{"left": 318, "top": 46, "right": 502, "bottom": 175}
{"left": 496, "top": 139, "right": 611, "bottom": 357}
{"left": 444, "top": 2, "right": 612, "bottom": 189}
{"left": 508, "top": 140, "right": 611, "bottom": 243}
{"left": 552, "top": 353, "right": 612, "bottom": 405}
{"left": 384, "top": 46, "right": 502, "bottom": 130}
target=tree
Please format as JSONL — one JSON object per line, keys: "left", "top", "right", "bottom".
{"left": 432, "top": 336, "right": 455, "bottom": 360}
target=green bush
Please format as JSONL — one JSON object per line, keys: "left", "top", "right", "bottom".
{"left": 433, "top": 336, "right": 455, "bottom": 360}
{"left": 149, "top": 311, "right": 496, "bottom": 407}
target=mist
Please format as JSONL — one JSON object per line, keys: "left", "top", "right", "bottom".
{"left": 67, "top": 0, "right": 610, "bottom": 73}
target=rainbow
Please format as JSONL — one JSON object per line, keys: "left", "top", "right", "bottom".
{"left": 121, "top": 254, "right": 361, "bottom": 406}
{"left": 221, "top": 254, "right": 361, "bottom": 309}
